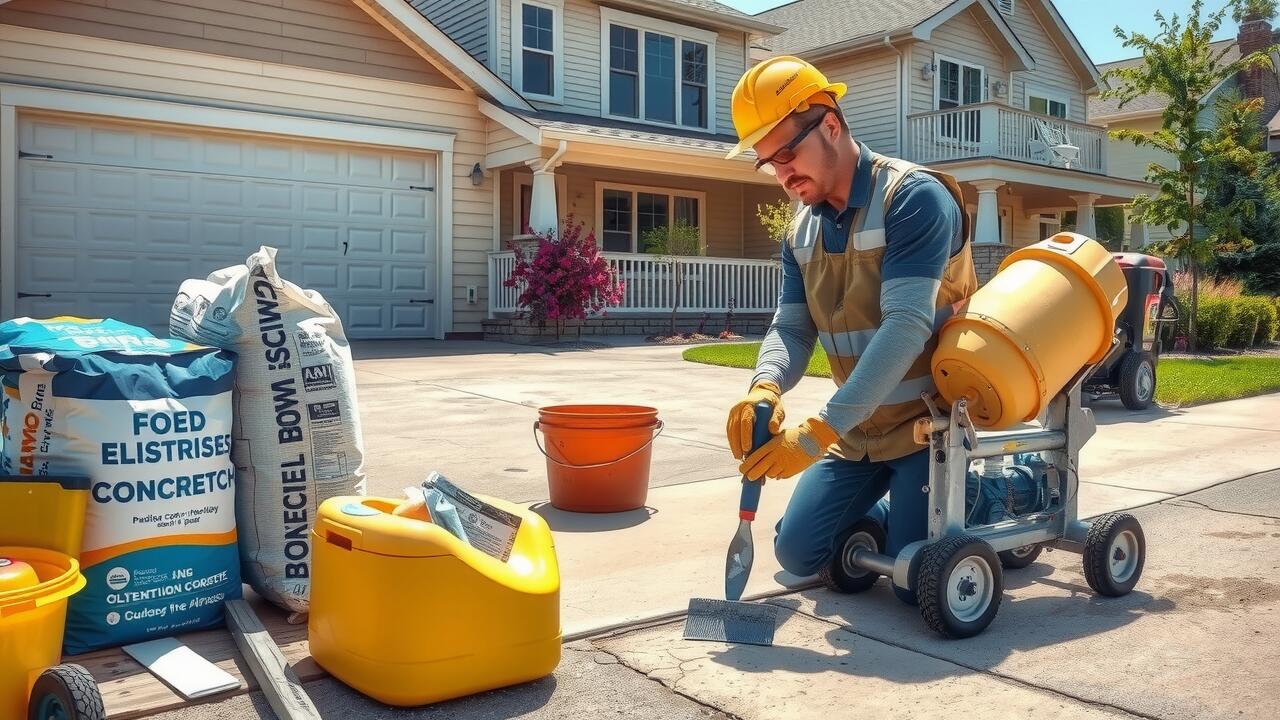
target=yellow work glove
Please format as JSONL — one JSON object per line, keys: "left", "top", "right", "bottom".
{"left": 738, "top": 418, "right": 840, "bottom": 481}
{"left": 726, "top": 381, "right": 785, "bottom": 459}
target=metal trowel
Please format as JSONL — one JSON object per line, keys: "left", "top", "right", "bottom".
{"left": 683, "top": 401, "right": 780, "bottom": 646}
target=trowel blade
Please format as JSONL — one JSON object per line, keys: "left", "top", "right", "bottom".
{"left": 724, "top": 518, "right": 753, "bottom": 602}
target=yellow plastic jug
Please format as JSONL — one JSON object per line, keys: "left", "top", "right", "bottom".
{"left": 932, "top": 233, "right": 1128, "bottom": 429}
{"left": 0, "top": 546, "right": 86, "bottom": 719}
{"left": 308, "top": 495, "right": 562, "bottom": 706}
{"left": 0, "top": 476, "right": 91, "bottom": 558}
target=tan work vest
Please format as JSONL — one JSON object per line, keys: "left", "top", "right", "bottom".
{"left": 788, "top": 150, "right": 977, "bottom": 461}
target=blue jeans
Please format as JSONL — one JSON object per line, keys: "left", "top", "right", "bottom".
{"left": 773, "top": 448, "right": 930, "bottom": 604}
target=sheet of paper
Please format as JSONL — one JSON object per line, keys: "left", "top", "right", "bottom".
{"left": 428, "top": 472, "right": 522, "bottom": 562}
{"left": 122, "top": 637, "right": 242, "bottom": 700}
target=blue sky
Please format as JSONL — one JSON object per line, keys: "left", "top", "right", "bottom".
{"left": 720, "top": 1, "right": 1243, "bottom": 64}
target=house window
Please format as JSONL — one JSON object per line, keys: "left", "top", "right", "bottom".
{"left": 597, "top": 182, "right": 705, "bottom": 252}
{"left": 601, "top": 7, "right": 717, "bottom": 131}
{"left": 997, "top": 0, "right": 1014, "bottom": 16}
{"left": 512, "top": 0, "right": 563, "bottom": 103}
{"left": 1028, "top": 92, "right": 1069, "bottom": 119}
{"left": 936, "top": 56, "right": 984, "bottom": 142}
{"left": 1038, "top": 213, "right": 1061, "bottom": 242}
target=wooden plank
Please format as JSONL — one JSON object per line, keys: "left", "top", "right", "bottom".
{"left": 65, "top": 593, "right": 324, "bottom": 719}
{"left": 225, "top": 599, "right": 322, "bottom": 720}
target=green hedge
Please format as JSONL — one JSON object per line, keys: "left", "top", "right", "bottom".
{"left": 1174, "top": 293, "right": 1279, "bottom": 349}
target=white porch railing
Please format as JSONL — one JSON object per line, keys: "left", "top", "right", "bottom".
{"left": 488, "top": 251, "right": 782, "bottom": 317}
{"left": 906, "top": 102, "right": 1107, "bottom": 174}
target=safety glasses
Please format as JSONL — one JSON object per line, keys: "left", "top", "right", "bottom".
{"left": 754, "top": 108, "right": 832, "bottom": 175}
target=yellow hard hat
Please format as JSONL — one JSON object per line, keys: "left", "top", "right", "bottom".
{"left": 726, "top": 56, "right": 847, "bottom": 159}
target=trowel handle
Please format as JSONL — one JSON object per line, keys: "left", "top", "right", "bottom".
{"left": 739, "top": 400, "right": 775, "bottom": 520}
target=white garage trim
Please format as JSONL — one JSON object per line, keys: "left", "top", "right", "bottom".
{"left": 0, "top": 84, "right": 454, "bottom": 338}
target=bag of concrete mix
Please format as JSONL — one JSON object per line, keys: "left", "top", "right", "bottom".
{"left": 169, "top": 246, "right": 366, "bottom": 614}
{"left": 0, "top": 317, "right": 240, "bottom": 654}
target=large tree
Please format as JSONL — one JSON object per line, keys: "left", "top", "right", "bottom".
{"left": 1102, "top": 0, "right": 1277, "bottom": 351}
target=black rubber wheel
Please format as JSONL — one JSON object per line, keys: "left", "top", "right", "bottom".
{"left": 28, "top": 664, "right": 105, "bottom": 720}
{"left": 1119, "top": 351, "right": 1156, "bottom": 410}
{"left": 819, "top": 517, "right": 886, "bottom": 593}
{"left": 1083, "top": 512, "right": 1145, "bottom": 597}
{"left": 998, "top": 544, "right": 1043, "bottom": 569}
{"left": 918, "top": 535, "right": 1003, "bottom": 639}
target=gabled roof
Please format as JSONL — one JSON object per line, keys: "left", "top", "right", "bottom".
{"left": 1089, "top": 39, "right": 1239, "bottom": 121}
{"left": 622, "top": 0, "right": 785, "bottom": 35}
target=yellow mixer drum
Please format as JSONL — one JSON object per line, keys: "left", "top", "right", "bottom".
{"left": 932, "top": 233, "right": 1128, "bottom": 429}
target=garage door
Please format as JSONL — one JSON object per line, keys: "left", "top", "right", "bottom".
{"left": 14, "top": 113, "right": 439, "bottom": 338}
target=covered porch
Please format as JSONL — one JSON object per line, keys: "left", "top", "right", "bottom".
{"left": 479, "top": 102, "right": 788, "bottom": 327}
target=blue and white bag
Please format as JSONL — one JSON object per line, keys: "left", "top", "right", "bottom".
{"left": 0, "top": 317, "right": 241, "bottom": 653}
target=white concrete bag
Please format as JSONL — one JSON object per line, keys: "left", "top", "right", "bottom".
{"left": 170, "top": 246, "right": 367, "bottom": 614}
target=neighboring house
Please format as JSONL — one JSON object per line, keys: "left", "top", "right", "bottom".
{"left": 1090, "top": 18, "right": 1280, "bottom": 252}
{"left": 754, "top": 0, "right": 1154, "bottom": 280}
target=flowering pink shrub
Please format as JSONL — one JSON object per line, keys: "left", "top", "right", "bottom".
{"left": 504, "top": 217, "right": 625, "bottom": 327}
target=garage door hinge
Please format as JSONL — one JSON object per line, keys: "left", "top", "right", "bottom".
{"left": 409, "top": 185, "right": 435, "bottom": 191}
{"left": 19, "top": 150, "right": 53, "bottom": 160}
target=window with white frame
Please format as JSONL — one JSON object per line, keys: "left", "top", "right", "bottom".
{"left": 1038, "top": 213, "right": 1061, "bottom": 242}
{"left": 598, "top": 183, "right": 704, "bottom": 253}
{"left": 512, "top": 0, "right": 563, "bottom": 102}
{"left": 601, "top": 8, "right": 716, "bottom": 131}
{"left": 936, "top": 55, "right": 984, "bottom": 143}
{"left": 1026, "top": 86, "right": 1069, "bottom": 119}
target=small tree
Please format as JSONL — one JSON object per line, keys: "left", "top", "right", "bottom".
{"left": 641, "top": 220, "right": 703, "bottom": 336}
{"left": 1101, "top": 0, "right": 1279, "bottom": 351}
{"left": 1061, "top": 207, "right": 1126, "bottom": 250}
{"left": 1233, "top": 0, "right": 1278, "bottom": 21}
{"left": 756, "top": 199, "right": 795, "bottom": 244}
{"left": 504, "top": 216, "right": 625, "bottom": 340}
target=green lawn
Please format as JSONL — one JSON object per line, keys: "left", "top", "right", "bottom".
{"left": 684, "top": 342, "right": 1280, "bottom": 407}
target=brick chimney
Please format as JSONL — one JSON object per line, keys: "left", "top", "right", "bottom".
{"left": 1237, "top": 14, "right": 1280, "bottom": 121}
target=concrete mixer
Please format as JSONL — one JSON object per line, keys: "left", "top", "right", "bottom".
{"left": 817, "top": 233, "right": 1148, "bottom": 639}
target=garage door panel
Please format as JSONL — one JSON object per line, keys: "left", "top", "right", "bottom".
{"left": 16, "top": 114, "right": 437, "bottom": 338}
{"left": 22, "top": 116, "right": 437, "bottom": 192}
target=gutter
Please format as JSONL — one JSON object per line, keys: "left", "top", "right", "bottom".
{"left": 883, "top": 36, "right": 904, "bottom": 156}
{"left": 537, "top": 139, "right": 568, "bottom": 173}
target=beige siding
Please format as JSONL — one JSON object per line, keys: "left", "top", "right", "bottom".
{"left": 910, "top": 7, "right": 1010, "bottom": 116}
{"left": 0, "top": 0, "right": 457, "bottom": 87}
{"left": 743, "top": 185, "right": 789, "bottom": 260}
{"left": 499, "top": 0, "right": 741, "bottom": 134}
{"left": 822, "top": 47, "right": 901, "bottom": 155}
{"left": 1105, "top": 116, "right": 1176, "bottom": 181}
{"left": 488, "top": 123, "right": 529, "bottom": 154}
{"left": 413, "top": 0, "right": 488, "bottom": 65}
{"left": 1007, "top": 0, "right": 1088, "bottom": 123}
{"left": 1, "top": 23, "right": 492, "bottom": 333}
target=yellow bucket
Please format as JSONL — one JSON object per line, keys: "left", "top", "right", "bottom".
{"left": 0, "top": 546, "right": 86, "bottom": 719}
{"left": 309, "top": 495, "right": 561, "bottom": 706}
{"left": 0, "top": 476, "right": 90, "bottom": 558}
{"left": 932, "top": 233, "right": 1128, "bottom": 429}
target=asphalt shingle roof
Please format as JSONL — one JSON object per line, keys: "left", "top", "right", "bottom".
{"left": 755, "top": 0, "right": 952, "bottom": 55}
{"left": 507, "top": 108, "right": 746, "bottom": 156}
{"left": 664, "top": 0, "right": 754, "bottom": 19}
{"left": 1088, "top": 39, "right": 1239, "bottom": 120}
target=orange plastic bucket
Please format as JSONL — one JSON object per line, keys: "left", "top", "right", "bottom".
{"left": 535, "top": 405, "right": 663, "bottom": 513}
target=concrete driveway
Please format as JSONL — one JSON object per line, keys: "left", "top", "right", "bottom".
{"left": 147, "top": 338, "right": 1280, "bottom": 720}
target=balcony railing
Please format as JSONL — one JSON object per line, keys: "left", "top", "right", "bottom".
{"left": 906, "top": 103, "right": 1107, "bottom": 174}
{"left": 488, "top": 251, "right": 782, "bottom": 317}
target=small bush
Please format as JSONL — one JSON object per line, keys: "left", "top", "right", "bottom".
{"left": 1237, "top": 296, "right": 1279, "bottom": 345}
{"left": 1196, "top": 297, "right": 1241, "bottom": 349}
{"left": 1228, "top": 298, "right": 1263, "bottom": 347}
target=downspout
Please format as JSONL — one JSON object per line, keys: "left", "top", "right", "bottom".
{"left": 883, "top": 36, "right": 904, "bottom": 156}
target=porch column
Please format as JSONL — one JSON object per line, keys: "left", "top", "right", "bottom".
{"left": 526, "top": 163, "right": 562, "bottom": 237}
{"left": 1071, "top": 193, "right": 1100, "bottom": 239}
{"left": 1128, "top": 218, "right": 1151, "bottom": 249}
{"left": 972, "top": 180, "right": 1005, "bottom": 245}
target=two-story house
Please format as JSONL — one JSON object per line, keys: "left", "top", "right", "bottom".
{"left": 755, "top": 0, "right": 1155, "bottom": 279}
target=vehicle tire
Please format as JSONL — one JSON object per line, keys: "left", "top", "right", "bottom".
{"left": 917, "top": 535, "right": 1003, "bottom": 639}
{"left": 819, "top": 517, "right": 886, "bottom": 594}
{"left": 1119, "top": 351, "right": 1156, "bottom": 410}
{"left": 28, "top": 664, "right": 105, "bottom": 720}
{"left": 998, "top": 544, "right": 1042, "bottom": 569}
{"left": 1083, "top": 513, "right": 1145, "bottom": 597}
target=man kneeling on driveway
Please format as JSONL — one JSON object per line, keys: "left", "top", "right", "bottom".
{"left": 723, "top": 56, "right": 978, "bottom": 603}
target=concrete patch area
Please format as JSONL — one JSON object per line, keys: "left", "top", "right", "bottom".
{"left": 145, "top": 642, "right": 730, "bottom": 720}
{"left": 597, "top": 472, "right": 1280, "bottom": 720}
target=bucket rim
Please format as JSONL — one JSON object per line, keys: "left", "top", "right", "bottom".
{"left": 538, "top": 404, "right": 659, "bottom": 417}
{"left": 0, "top": 546, "right": 84, "bottom": 611}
